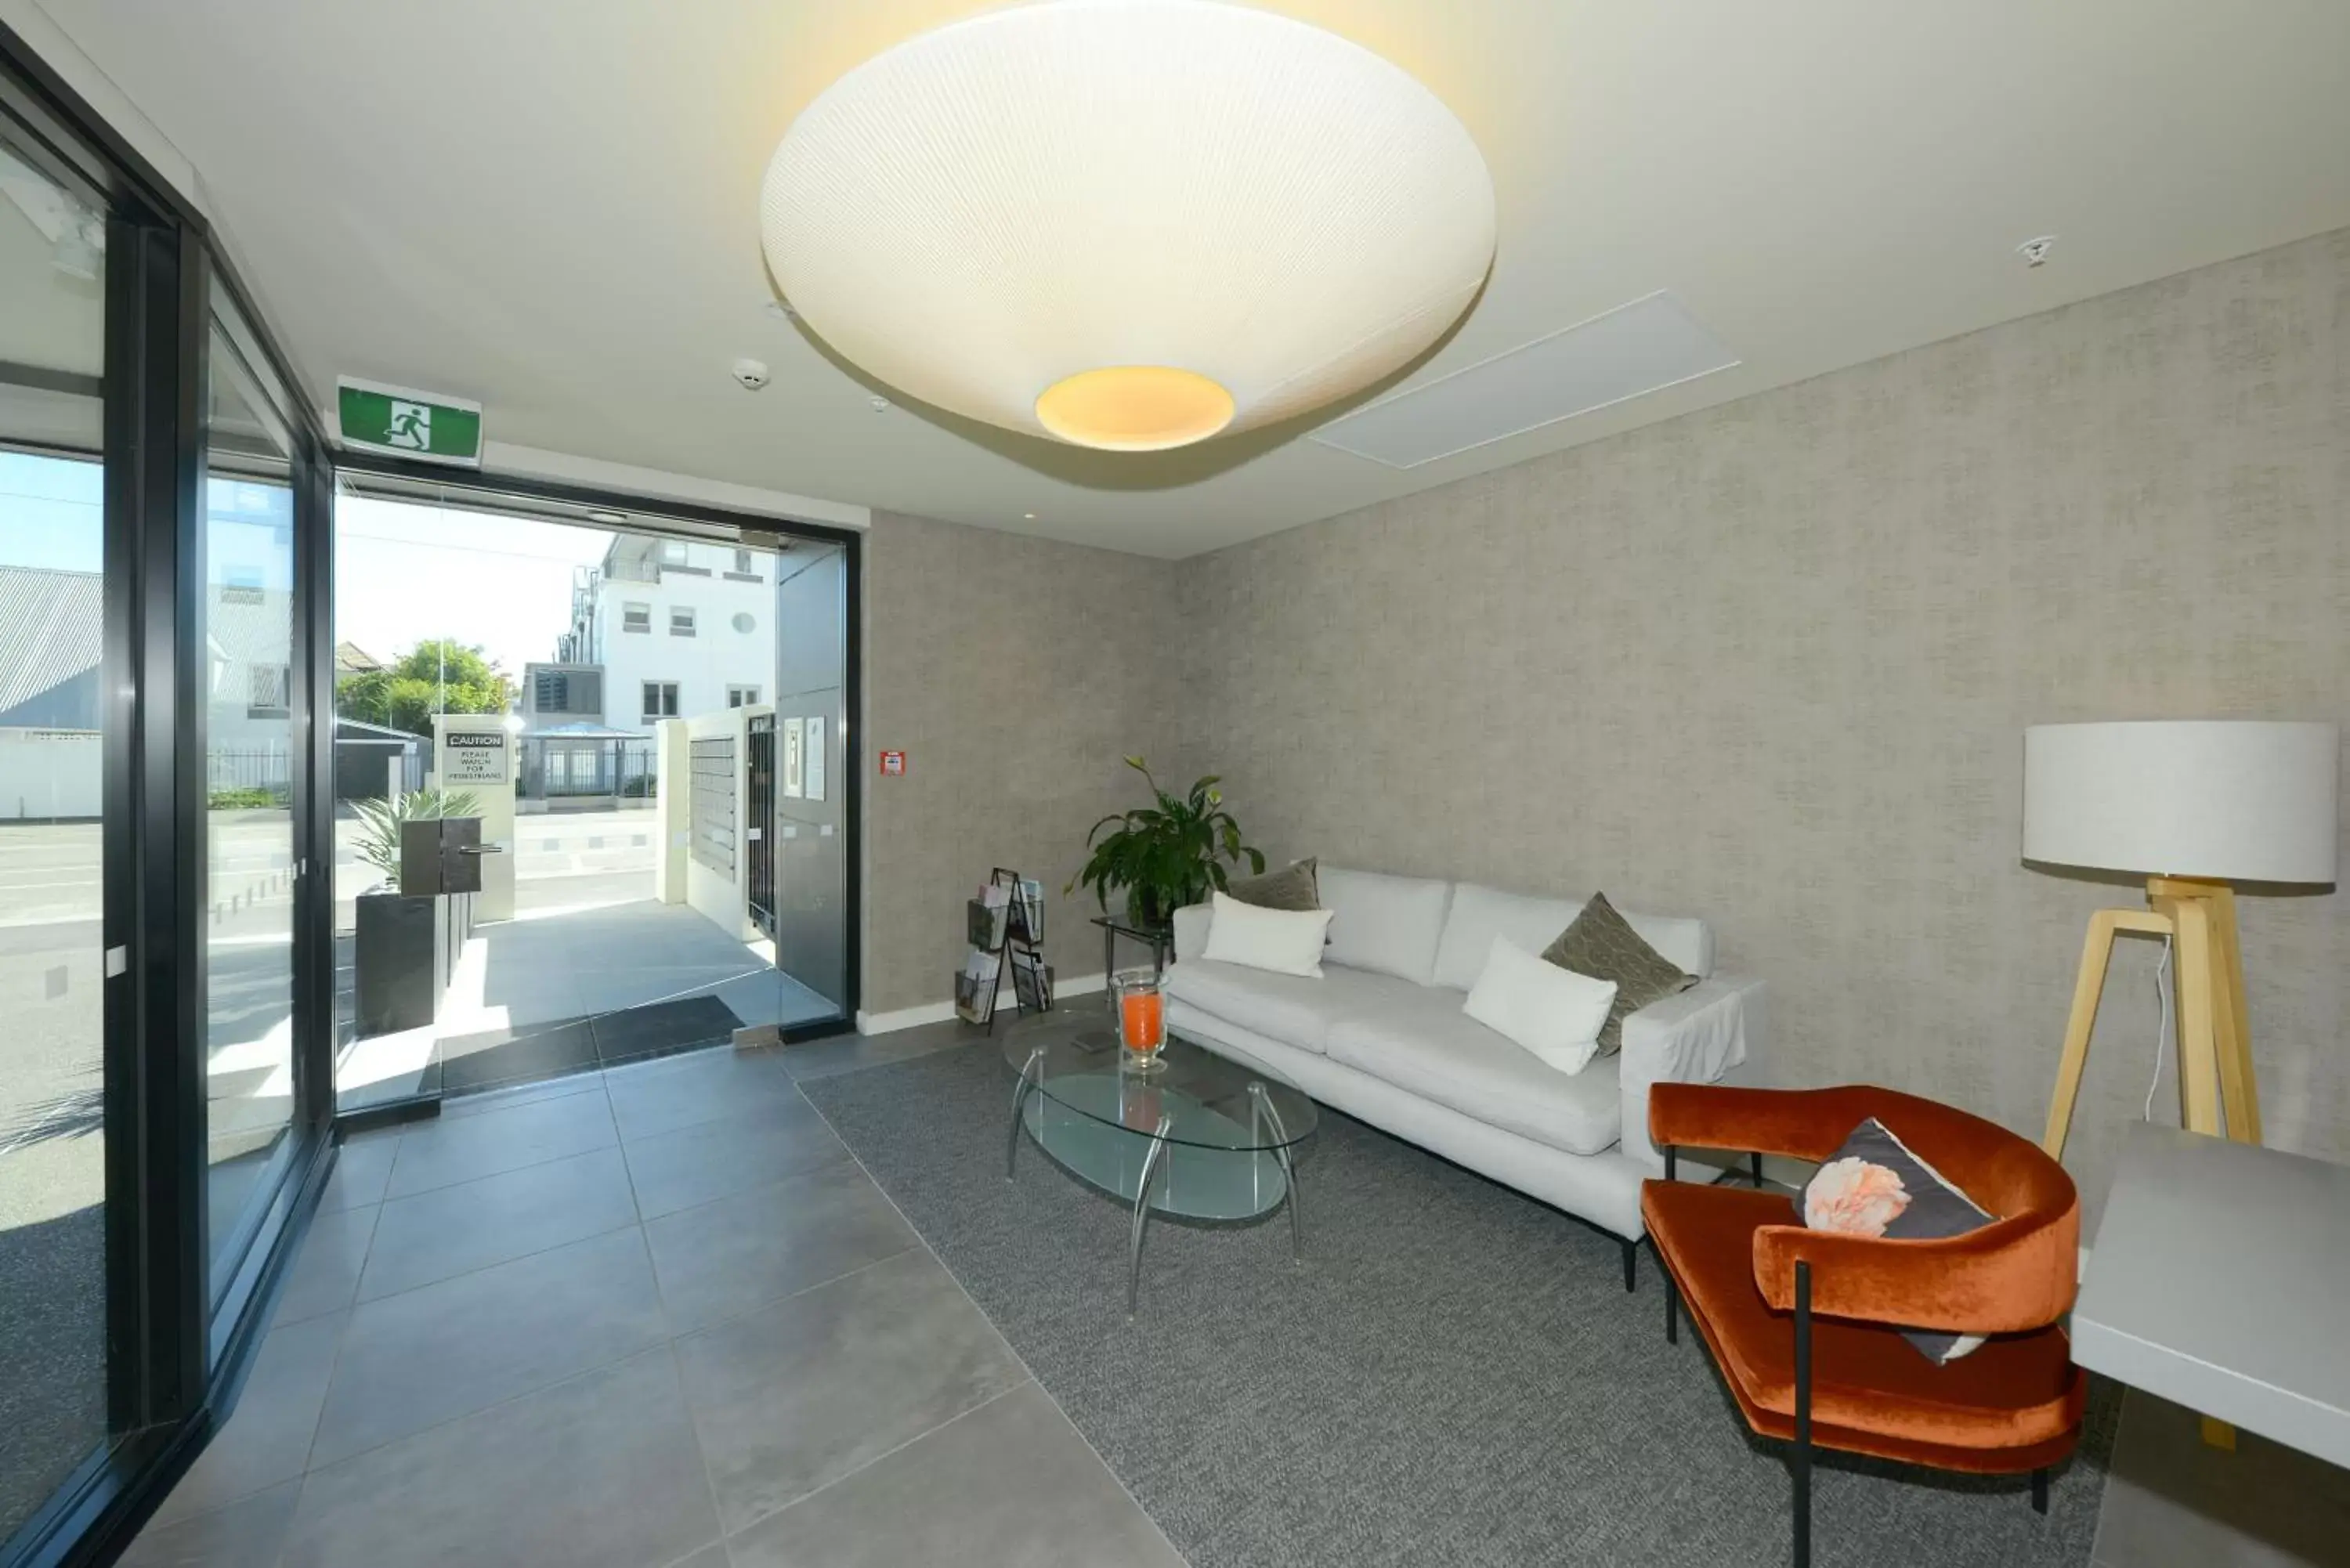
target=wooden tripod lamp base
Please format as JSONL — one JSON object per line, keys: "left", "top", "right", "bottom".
{"left": 2041, "top": 876, "right": 2260, "bottom": 1160}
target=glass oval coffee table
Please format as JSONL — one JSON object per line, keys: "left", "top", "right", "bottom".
{"left": 1000, "top": 1010, "right": 1317, "bottom": 1314}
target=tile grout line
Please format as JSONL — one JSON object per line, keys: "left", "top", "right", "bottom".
{"left": 722, "top": 1378, "right": 1040, "bottom": 1547}
{"left": 786, "top": 1072, "right": 1197, "bottom": 1568}
{"left": 377, "top": 1086, "right": 620, "bottom": 1204}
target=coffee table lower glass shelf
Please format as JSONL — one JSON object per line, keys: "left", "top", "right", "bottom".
{"left": 1000, "top": 1012, "right": 1317, "bottom": 1313}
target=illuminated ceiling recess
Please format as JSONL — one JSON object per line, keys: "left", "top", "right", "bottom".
{"left": 759, "top": 0, "right": 1497, "bottom": 453}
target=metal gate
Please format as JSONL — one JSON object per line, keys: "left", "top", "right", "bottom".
{"left": 746, "top": 714, "right": 776, "bottom": 938}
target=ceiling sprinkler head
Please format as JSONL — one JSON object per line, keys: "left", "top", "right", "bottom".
{"left": 2016, "top": 235, "right": 2057, "bottom": 268}
{"left": 870, "top": 396, "right": 891, "bottom": 413}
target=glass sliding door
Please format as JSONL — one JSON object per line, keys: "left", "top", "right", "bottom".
{"left": 0, "top": 120, "right": 112, "bottom": 1546}
{"left": 197, "top": 288, "right": 300, "bottom": 1293}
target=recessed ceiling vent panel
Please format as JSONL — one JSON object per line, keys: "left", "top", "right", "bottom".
{"left": 1308, "top": 291, "right": 1739, "bottom": 468}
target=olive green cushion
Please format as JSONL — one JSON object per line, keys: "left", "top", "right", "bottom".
{"left": 1224, "top": 858, "right": 1319, "bottom": 912}
{"left": 1540, "top": 891, "right": 1697, "bottom": 1056}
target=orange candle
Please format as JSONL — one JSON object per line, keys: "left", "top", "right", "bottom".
{"left": 1121, "top": 989, "right": 1164, "bottom": 1052}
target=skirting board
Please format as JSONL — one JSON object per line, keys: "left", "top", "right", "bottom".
{"left": 857, "top": 971, "right": 1107, "bottom": 1035}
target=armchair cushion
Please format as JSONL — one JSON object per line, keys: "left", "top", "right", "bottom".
{"left": 1803, "top": 1118, "right": 1994, "bottom": 1363}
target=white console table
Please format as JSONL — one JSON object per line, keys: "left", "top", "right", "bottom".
{"left": 2071, "top": 1122, "right": 2350, "bottom": 1469}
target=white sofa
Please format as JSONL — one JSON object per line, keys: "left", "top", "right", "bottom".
{"left": 1165, "top": 868, "right": 1766, "bottom": 1280}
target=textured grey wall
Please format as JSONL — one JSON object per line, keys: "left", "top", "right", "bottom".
{"left": 1178, "top": 229, "right": 2350, "bottom": 1216}
{"left": 861, "top": 510, "right": 1188, "bottom": 1015}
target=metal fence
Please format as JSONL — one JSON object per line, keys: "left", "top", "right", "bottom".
{"left": 208, "top": 747, "right": 292, "bottom": 794}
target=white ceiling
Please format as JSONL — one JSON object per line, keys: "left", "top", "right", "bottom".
{"left": 34, "top": 1, "right": 2350, "bottom": 558}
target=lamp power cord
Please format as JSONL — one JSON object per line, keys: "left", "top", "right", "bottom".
{"left": 2142, "top": 933, "right": 2174, "bottom": 1122}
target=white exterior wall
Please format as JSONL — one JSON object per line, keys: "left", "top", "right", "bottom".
{"left": 0, "top": 729, "right": 102, "bottom": 819}
{"left": 594, "top": 542, "right": 776, "bottom": 736}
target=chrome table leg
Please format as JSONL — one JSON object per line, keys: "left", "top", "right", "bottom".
{"left": 1006, "top": 1046, "right": 1044, "bottom": 1180}
{"left": 1128, "top": 1115, "right": 1173, "bottom": 1317}
{"left": 1249, "top": 1082, "right": 1303, "bottom": 1262}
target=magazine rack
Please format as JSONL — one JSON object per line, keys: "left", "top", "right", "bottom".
{"left": 954, "top": 866, "right": 1053, "bottom": 1031}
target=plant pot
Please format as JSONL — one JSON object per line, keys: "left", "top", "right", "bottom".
{"left": 1123, "top": 887, "right": 1175, "bottom": 930}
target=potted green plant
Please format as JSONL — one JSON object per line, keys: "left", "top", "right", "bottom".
{"left": 349, "top": 787, "right": 482, "bottom": 891}
{"left": 350, "top": 787, "right": 481, "bottom": 1038}
{"left": 1069, "top": 757, "right": 1265, "bottom": 928}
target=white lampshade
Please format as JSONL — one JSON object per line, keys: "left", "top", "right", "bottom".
{"left": 759, "top": 0, "right": 1496, "bottom": 452}
{"left": 2023, "top": 721, "right": 2340, "bottom": 883}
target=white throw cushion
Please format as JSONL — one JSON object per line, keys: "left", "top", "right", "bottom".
{"left": 1317, "top": 866, "right": 1452, "bottom": 985}
{"left": 1198, "top": 892, "right": 1332, "bottom": 978}
{"left": 1432, "top": 883, "right": 1585, "bottom": 991}
{"left": 1462, "top": 937, "right": 1616, "bottom": 1076}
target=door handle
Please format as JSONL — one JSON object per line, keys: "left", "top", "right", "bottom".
{"left": 457, "top": 844, "right": 504, "bottom": 855}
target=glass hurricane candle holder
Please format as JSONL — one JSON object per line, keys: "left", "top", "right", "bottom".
{"left": 1113, "top": 968, "right": 1166, "bottom": 1071}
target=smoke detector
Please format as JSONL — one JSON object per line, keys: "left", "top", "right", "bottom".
{"left": 2016, "top": 235, "right": 2057, "bottom": 268}
{"left": 732, "top": 358, "right": 771, "bottom": 390}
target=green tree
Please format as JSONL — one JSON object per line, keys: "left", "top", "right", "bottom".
{"left": 337, "top": 639, "right": 512, "bottom": 738}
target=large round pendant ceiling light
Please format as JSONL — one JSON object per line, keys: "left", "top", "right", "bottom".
{"left": 760, "top": 0, "right": 1496, "bottom": 453}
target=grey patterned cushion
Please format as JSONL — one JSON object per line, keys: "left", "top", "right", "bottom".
{"left": 1224, "top": 858, "right": 1320, "bottom": 912}
{"left": 1539, "top": 891, "right": 1696, "bottom": 1055}
{"left": 1802, "top": 1118, "right": 1994, "bottom": 1363}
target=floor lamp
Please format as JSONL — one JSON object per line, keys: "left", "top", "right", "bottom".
{"left": 2023, "top": 721, "right": 2338, "bottom": 1158}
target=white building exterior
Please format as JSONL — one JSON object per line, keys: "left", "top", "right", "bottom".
{"left": 531, "top": 535, "right": 776, "bottom": 736}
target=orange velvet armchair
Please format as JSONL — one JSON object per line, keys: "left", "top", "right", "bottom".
{"left": 1643, "top": 1083, "right": 2086, "bottom": 1568}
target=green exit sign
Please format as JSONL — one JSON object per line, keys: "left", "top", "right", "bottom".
{"left": 338, "top": 378, "right": 483, "bottom": 466}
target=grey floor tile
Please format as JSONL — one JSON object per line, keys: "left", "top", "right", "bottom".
{"left": 310, "top": 1227, "right": 670, "bottom": 1467}
{"left": 2092, "top": 1391, "right": 2350, "bottom": 1567}
{"left": 645, "top": 1159, "right": 917, "bottom": 1333}
{"left": 661, "top": 1548, "right": 728, "bottom": 1568}
{"left": 154, "top": 1311, "right": 345, "bottom": 1526}
{"left": 270, "top": 1205, "right": 378, "bottom": 1328}
{"left": 119, "top": 1479, "right": 300, "bottom": 1568}
{"left": 316, "top": 1133, "right": 396, "bottom": 1213}
{"left": 725, "top": 1382, "right": 1181, "bottom": 1568}
{"left": 383, "top": 1084, "right": 617, "bottom": 1198}
{"left": 677, "top": 1249, "right": 1026, "bottom": 1533}
{"left": 356, "top": 1143, "right": 638, "bottom": 1302}
{"left": 606, "top": 1043, "right": 808, "bottom": 1143}
{"left": 283, "top": 1348, "right": 718, "bottom": 1568}
{"left": 622, "top": 1100, "right": 848, "bottom": 1220}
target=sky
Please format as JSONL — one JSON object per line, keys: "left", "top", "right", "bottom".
{"left": 333, "top": 495, "right": 611, "bottom": 678}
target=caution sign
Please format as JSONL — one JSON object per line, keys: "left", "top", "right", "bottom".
{"left": 444, "top": 729, "right": 510, "bottom": 786}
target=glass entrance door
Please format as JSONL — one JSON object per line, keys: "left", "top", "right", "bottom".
{"left": 329, "top": 475, "right": 850, "bottom": 1115}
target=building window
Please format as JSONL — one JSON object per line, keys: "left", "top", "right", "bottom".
{"left": 670, "top": 605, "right": 696, "bottom": 638}
{"left": 621, "top": 602, "right": 651, "bottom": 634}
{"left": 732, "top": 611, "right": 756, "bottom": 634}
{"left": 727, "top": 685, "right": 759, "bottom": 708}
{"left": 660, "top": 539, "right": 687, "bottom": 565}
{"left": 532, "top": 669, "right": 601, "bottom": 715}
{"left": 642, "top": 681, "right": 679, "bottom": 720}
{"left": 247, "top": 663, "right": 290, "bottom": 717}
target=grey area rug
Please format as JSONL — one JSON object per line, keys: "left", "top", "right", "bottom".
{"left": 801, "top": 1042, "right": 2116, "bottom": 1568}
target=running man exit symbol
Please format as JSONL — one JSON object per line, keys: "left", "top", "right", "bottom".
{"left": 386, "top": 400, "right": 430, "bottom": 450}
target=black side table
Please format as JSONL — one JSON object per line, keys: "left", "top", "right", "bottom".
{"left": 1091, "top": 914, "right": 1174, "bottom": 1005}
